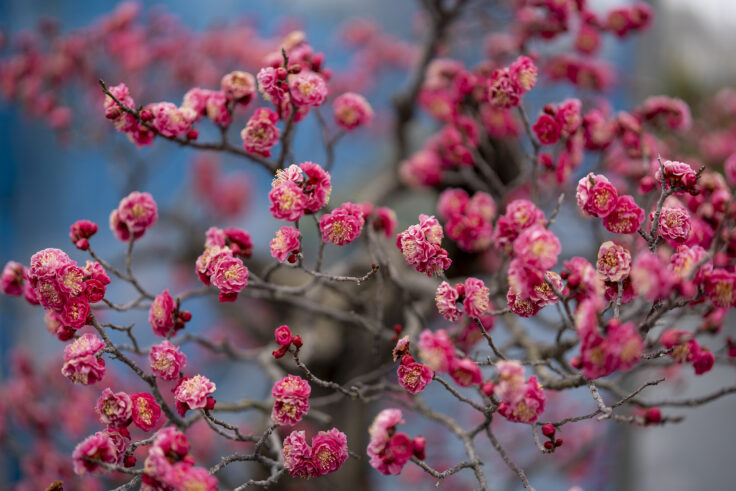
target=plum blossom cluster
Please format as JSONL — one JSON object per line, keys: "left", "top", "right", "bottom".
{"left": 396, "top": 215, "right": 452, "bottom": 276}
{"left": 367, "top": 409, "right": 425, "bottom": 475}
{"left": 437, "top": 188, "right": 496, "bottom": 252}
{"left": 269, "top": 162, "right": 332, "bottom": 221}
{"left": 418, "top": 329, "right": 482, "bottom": 388}
{"left": 73, "top": 388, "right": 162, "bottom": 475}
{"left": 195, "top": 227, "right": 251, "bottom": 302}
{"left": 282, "top": 428, "right": 348, "bottom": 478}
{"left": 6, "top": 248, "right": 111, "bottom": 342}
{"left": 148, "top": 289, "right": 192, "bottom": 338}
{"left": 143, "top": 427, "right": 216, "bottom": 489}
{"left": 272, "top": 324, "right": 304, "bottom": 358}
{"left": 435, "top": 277, "right": 491, "bottom": 321}
{"left": 271, "top": 375, "right": 311, "bottom": 425}
{"left": 493, "top": 361, "right": 546, "bottom": 424}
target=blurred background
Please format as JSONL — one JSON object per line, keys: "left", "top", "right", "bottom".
{"left": 1, "top": 0, "right": 736, "bottom": 489}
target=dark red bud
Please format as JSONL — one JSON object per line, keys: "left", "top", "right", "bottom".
{"left": 124, "top": 455, "right": 136, "bottom": 467}
{"left": 541, "top": 423, "right": 555, "bottom": 437}
{"left": 272, "top": 345, "right": 289, "bottom": 359}
{"left": 292, "top": 335, "right": 303, "bottom": 348}
{"left": 186, "top": 129, "right": 199, "bottom": 140}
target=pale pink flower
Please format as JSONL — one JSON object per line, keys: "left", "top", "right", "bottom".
{"left": 95, "top": 388, "right": 132, "bottom": 428}
{"left": 596, "top": 241, "right": 631, "bottom": 282}
{"left": 655, "top": 207, "right": 691, "bottom": 241}
{"left": 148, "top": 289, "right": 176, "bottom": 337}
{"left": 437, "top": 188, "right": 470, "bottom": 220}
{"left": 149, "top": 340, "right": 187, "bottom": 381}
{"left": 29, "top": 248, "right": 72, "bottom": 279}
{"left": 333, "top": 92, "right": 373, "bottom": 130}
{"left": 289, "top": 71, "right": 328, "bottom": 107}
{"left": 270, "top": 226, "right": 301, "bottom": 262}
{"left": 221, "top": 70, "right": 256, "bottom": 103}
{"left": 147, "top": 102, "right": 190, "bottom": 137}
{"left": 555, "top": 98, "right": 582, "bottom": 137}
{"left": 462, "top": 277, "right": 490, "bottom": 318}
{"left": 435, "top": 281, "right": 461, "bottom": 321}
{"left": 257, "top": 67, "right": 284, "bottom": 101}
{"left": 205, "top": 90, "right": 231, "bottom": 126}
{"left": 174, "top": 375, "right": 216, "bottom": 413}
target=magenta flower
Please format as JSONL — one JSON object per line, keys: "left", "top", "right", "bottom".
{"left": 311, "top": 428, "right": 349, "bottom": 476}
{"left": 509, "top": 55, "right": 538, "bottom": 92}
{"left": 111, "top": 191, "right": 158, "bottom": 241}
{"left": 274, "top": 325, "right": 293, "bottom": 346}
{"left": 399, "top": 149, "right": 442, "bottom": 188}
{"left": 488, "top": 68, "right": 521, "bottom": 109}
{"left": 0, "top": 261, "right": 25, "bottom": 296}
{"left": 319, "top": 202, "right": 365, "bottom": 246}
{"left": 494, "top": 360, "right": 526, "bottom": 403}
{"left": 367, "top": 409, "right": 410, "bottom": 475}
{"left": 704, "top": 269, "right": 736, "bottom": 308}
{"left": 29, "top": 247, "right": 73, "bottom": 280}
{"left": 72, "top": 431, "right": 118, "bottom": 475}
{"left": 271, "top": 375, "right": 311, "bottom": 426}
{"left": 241, "top": 107, "right": 280, "bottom": 157}
{"left": 131, "top": 392, "right": 161, "bottom": 432}
{"left": 576, "top": 173, "right": 619, "bottom": 217}
{"left": 532, "top": 113, "right": 561, "bottom": 145}
{"left": 210, "top": 255, "right": 249, "bottom": 302}
{"left": 149, "top": 340, "right": 187, "bottom": 381}
{"left": 396, "top": 215, "right": 452, "bottom": 277}
{"left": 69, "top": 219, "right": 98, "bottom": 250}
{"left": 601, "top": 195, "right": 645, "bottom": 234}
{"left": 95, "top": 387, "right": 132, "bottom": 428}
{"left": 282, "top": 428, "right": 348, "bottom": 478}
{"left": 630, "top": 252, "right": 674, "bottom": 302}
{"left": 333, "top": 92, "right": 373, "bottom": 130}
{"left": 269, "top": 180, "right": 308, "bottom": 222}
{"left": 62, "top": 333, "right": 106, "bottom": 385}
{"left": 495, "top": 199, "right": 547, "bottom": 248}
{"left": 555, "top": 98, "right": 582, "bottom": 136}
{"left": 148, "top": 289, "right": 176, "bottom": 337}
{"left": 397, "top": 361, "right": 434, "bottom": 394}
{"left": 300, "top": 161, "right": 332, "bottom": 212}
